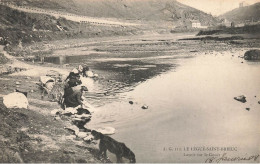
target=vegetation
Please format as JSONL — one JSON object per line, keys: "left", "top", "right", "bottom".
{"left": 0, "top": 53, "right": 9, "bottom": 64}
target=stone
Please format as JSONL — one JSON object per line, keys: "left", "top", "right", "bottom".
{"left": 245, "top": 108, "right": 250, "bottom": 111}
{"left": 77, "top": 132, "right": 88, "bottom": 138}
{"left": 16, "top": 81, "right": 21, "bottom": 85}
{"left": 64, "top": 125, "right": 79, "bottom": 135}
{"left": 234, "top": 95, "right": 246, "bottom": 103}
{"left": 129, "top": 101, "right": 134, "bottom": 105}
{"left": 84, "top": 135, "right": 94, "bottom": 142}
{"left": 258, "top": 101, "right": 260, "bottom": 104}
{"left": 51, "top": 109, "right": 61, "bottom": 116}
{"left": 142, "top": 105, "right": 149, "bottom": 109}
{"left": 65, "top": 135, "right": 76, "bottom": 140}
{"left": 244, "top": 49, "right": 260, "bottom": 60}
{"left": 54, "top": 116, "right": 61, "bottom": 120}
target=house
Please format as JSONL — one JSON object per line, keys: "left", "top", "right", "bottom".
{"left": 222, "top": 19, "right": 235, "bottom": 27}
{"left": 190, "top": 20, "right": 208, "bottom": 29}
{"left": 236, "top": 23, "right": 245, "bottom": 27}
{"left": 191, "top": 20, "right": 201, "bottom": 28}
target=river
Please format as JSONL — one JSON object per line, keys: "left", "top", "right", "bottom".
{"left": 45, "top": 33, "right": 260, "bottom": 162}
{"left": 86, "top": 49, "right": 260, "bottom": 163}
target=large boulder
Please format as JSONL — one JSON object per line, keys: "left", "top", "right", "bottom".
{"left": 3, "top": 92, "right": 29, "bottom": 109}
{"left": 244, "top": 49, "right": 260, "bottom": 60}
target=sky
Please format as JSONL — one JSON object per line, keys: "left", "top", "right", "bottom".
{"left": 176, "top": 0, "right": 260, "bottom": 16}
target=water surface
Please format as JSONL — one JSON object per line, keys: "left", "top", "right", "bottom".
{"left": 87, "top": 50, "right": 260, "bottom": 163}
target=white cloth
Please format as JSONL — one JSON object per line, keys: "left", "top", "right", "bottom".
{"left": 72, "top": 68, "right": 79, "bottom": 74}
{"left": 85, "top": 71, "right": 94, "bottom": 77}
{"left": 3, "top": 92, "right": 29, "bottom": 109}
{"left": 95, "top": 127, "right": 116, "bottom": 135}
{"left": 39, "top": 76, "right": 55, "bottom": 84}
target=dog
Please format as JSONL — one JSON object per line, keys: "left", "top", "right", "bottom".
{"left": 91, "top": 130, "right": 136, "bottom": 163}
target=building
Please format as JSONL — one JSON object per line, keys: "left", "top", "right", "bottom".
{"left": 236, "top": 23, "right": 245, "bottom": 27}
{"left": 191, "top": 20, "right": 201, "bottom": 28}
{"left": 190, "top": 20, "right": 208, "bottom": 29}
{"left": 222, "top": 19, "right": 234, "bottom": 27}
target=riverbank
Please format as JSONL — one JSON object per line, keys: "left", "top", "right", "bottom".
{"left": 0, "top": 44, "right": 106, "bottom": 162}
{"left": 0, "top": 32, "right": 260, "bottom": 162}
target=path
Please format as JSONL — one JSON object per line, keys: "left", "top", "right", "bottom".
{"left": 0, "top": 46, "right": 69, "bottom": 77}
{"left": 0, "top": 2, "right": 139, "bottom": 27}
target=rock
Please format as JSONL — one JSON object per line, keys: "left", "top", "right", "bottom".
{"left": 93, "top": 74, "right": 99, "bottom": 77}
{"left": 95, "top": 127, "right": 116, "bottom": 135}
{"left": 51, "top": 109, "right": 61, "bottom": 116}
{"left": 64, "top": 125, "right": 79, "bottom": 135}
{"left": 30, "top": 90, "right": 34, "bottom": 93}
{"left": 244, "top": 49, "right": 260, "bottom": 60}
{"left": 15, "top": 81, "right": 21, "bottom": 85}
{"left": 142, "top": 105, "right": 149, "bottom": 109}
{"left": 72, "top": 118, "right": 90, "bottom": 129}
{"left": 129, "top": 101, "right": 134, "bottom": 105}
{"left": 84, "top": 135, "right": 94, "bottom": 142}
{"left": 65, "top": 135, "right": 76, "bottom": 140}
{"left": 245, "top": 108, "right": 250, "bottom": 111}
{"left": 3, "top": 92, "right": 29, "bottom": 109}
{"left": 234, "top": 95, "right": 247, "bottom": 103}
{"left": 241, "top": 61, "right": 243, "bottom": 63}
{"left": 77, "top": 132, "right": 88, "bottom": 138}
{"left": 54, "top": 116, "right": 61, "bottom": 120}
{"left": 258, "top": 101, "right": 260, "bottom": 104}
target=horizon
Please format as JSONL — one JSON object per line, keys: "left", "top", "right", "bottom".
{"left": 177, "top": 0, "right": 260, "bottom": 16}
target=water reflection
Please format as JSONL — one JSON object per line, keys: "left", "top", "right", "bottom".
{"left": 84, "top": 60, "right": 175, "bottom": 107}
{"left": 44, "top": 56, "right": 67, "bottom": 64}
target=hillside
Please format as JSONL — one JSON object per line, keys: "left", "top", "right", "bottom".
{"left": 73, "top": 0, "right": 217, "bottom": 24}
{"left": 3, "top": 0, "right": 218, "bottom": 27}
{"left": 219, "top": 2, "right": 260, "bottom": 23}
{"left": 0, "top": 3, "right": 138, "bottom": 53}
{"left": 0, "top": 0, "right": 220, "bottom": 52}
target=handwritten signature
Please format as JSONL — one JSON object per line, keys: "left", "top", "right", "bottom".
{"left": 205, "top": 153, "right": 259, "bottom": 163}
